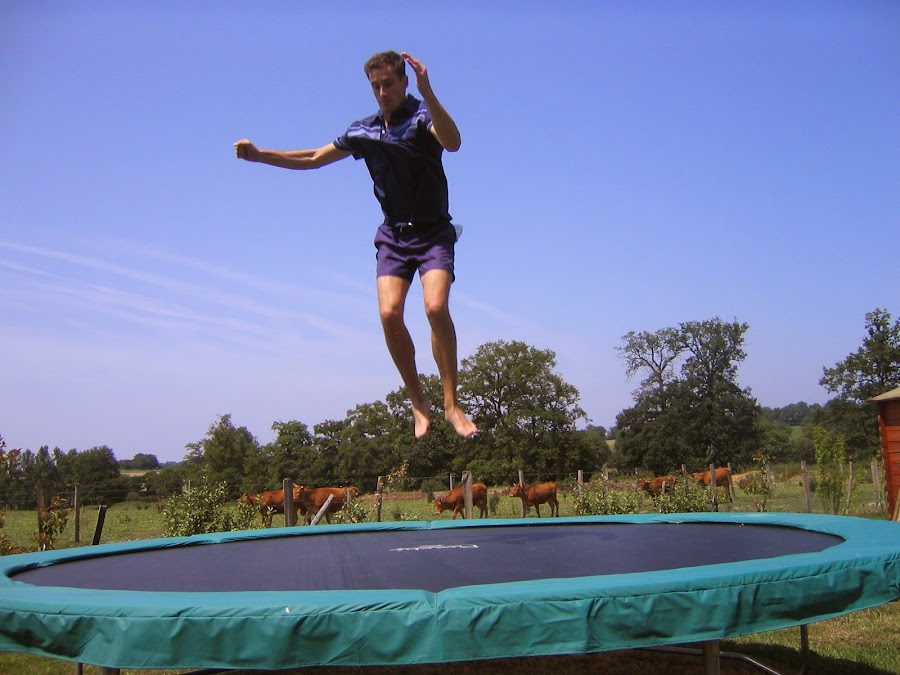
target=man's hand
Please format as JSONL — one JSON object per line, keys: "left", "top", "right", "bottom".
{"left": 401, "top": 52, "right": 434, "bottom": 98}
{"left": 234, "top": 139, "right": 257, "bottom": 161}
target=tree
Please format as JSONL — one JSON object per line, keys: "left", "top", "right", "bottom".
{"left": 808, "top": 399, "right": 879, "bottom": 462}
{"left": 820, "top": 308, "right": 900, "bottom": 402}
{"left": 187, "top": 414, "right": 261, "bottom": 497}
{"left": 817, "top": 308, "right": 897, "bottom": 459}
{"left": 761, "top": 402, "right": 819, "bottom": 426}
{"left": 68, "top": 446, "right": 128, "bottom": 505}
{"left": 261, "top": 420, "right": 318, "bottom": 489}
{"left": 130, "top": 453, "right": 160, "bottom": 470}
{"left": 614, "top": 317, "right": 762, "bottom": 473}
{"left": 458, "top": 340, "right": 594, "bottom": 482}
{"left": 618, "top": 327, "right": 683, "bottom": 399}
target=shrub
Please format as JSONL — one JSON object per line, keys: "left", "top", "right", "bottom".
{"left": 488, "top": 493, "right": 502, "bottom": 516}
{"left": 742, "top": 454, "right": 774, "bottom": 512}
{"left": 36, "top": 496, "right": 71, "bottom": 551}
{"left": 332, "top": 499, "right": 369, "bottom": 524}
{"left": 813, "top": 425, "right": 848, "bottom": 515}
{"left": 162, "top": 474, "right": 256, "bottom": 537}
{"left": 650, "top": 479, "right": 710, "bottom": 514}
{"left": 573, "top": 483, "right": 641, "bottom": 515}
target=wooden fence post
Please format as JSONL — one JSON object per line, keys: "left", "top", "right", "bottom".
{"left": 709, "top": 463, "right": 719, "bottom": 512}
{"left": 845, "top": 462, "right": 855, "bottom": 514}
{"left": 309, "top": 494, "right": 334, "bottom": 526}
{"left": 801, "top": 460, "right": 813, "bottom": 513}
{"left": 449, "top": 472, "right": 454, "bottom": 490}
{"left": 375, "top": 476, "right": 384, "bottom": 522}
{"left": 92, "top": 505, "right": 108, "bottom": 546}
{"left": 577, "top": 470, "right": 584, "bottom": 496}
{"left": 463, "top": 471, "right": 473, "bottom": 520}
{"left": 73, "top": 485, "right": 81, "bottom": 544}
{"left": 518, "top": 470, "right": 526, "bottom": 518}
{"left": 872, "top": 459, "right": 883, "bottom": 511}
{"left": 283, "top": 478, "right": 296, "bottom": 527}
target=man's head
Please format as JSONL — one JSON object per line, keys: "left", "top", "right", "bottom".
{"left": 365, "top": 50, "right": 408, "bottom": 117}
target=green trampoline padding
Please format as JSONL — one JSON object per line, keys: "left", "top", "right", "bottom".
{"left": 1, "top": 512, "right": 899, "bottom": 670}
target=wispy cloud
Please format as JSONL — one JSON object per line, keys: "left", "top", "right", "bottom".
{"left": 0, "top": 239, "right": 375, "bottom": 349}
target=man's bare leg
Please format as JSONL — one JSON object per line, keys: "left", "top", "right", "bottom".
{"left": 421, "top": 269, "right": 478, "bottom": 438}
{"left": 377, "top": 275, "right": 432, "bottom": 437}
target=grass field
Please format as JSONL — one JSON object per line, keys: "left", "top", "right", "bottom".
{"left": 1, "top": 473, "right": 898, "bottom": 674}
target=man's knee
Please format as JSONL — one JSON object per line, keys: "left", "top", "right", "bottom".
{"left": 424, "top": 296, "right": 450, "bottom": 323}
{"left": 380, "top": 303, "right": 405, "bottom": 327}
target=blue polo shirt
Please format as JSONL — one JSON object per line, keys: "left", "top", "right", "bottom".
{"left": 334, "top": 94, "right": 452, "bottom": 226}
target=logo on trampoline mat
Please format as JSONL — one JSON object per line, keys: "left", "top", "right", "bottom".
{"left": 389, "top": 543, "right": 479, "bottom": 552}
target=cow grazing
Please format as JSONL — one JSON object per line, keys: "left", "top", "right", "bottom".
{"left": 433, "top": 483, "right": 488, "bottom": 519}
{"left": 692, "top": 467, "right": 734, "bottom": 501}
{"left": 295, "top": 485, "right": 359, "bottom": 524}
{"left": 509, "top": 482, "right": 559, "bottom": 517}
{"left": 638, "top": 475, "right": 677, "bottom": 498}
{"left": 246, "top": 486, "right": 306, "bottom": 527}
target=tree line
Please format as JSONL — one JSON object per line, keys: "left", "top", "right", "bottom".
{"left": 1, "top": 308, "right": 896, "bottom": 508}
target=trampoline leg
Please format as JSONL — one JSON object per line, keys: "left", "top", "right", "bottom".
{"left": 703, "top": 640, "right": 721, "bottom": 675}
{"left": 798, "top": 624, "right": 810, "bottom": 675}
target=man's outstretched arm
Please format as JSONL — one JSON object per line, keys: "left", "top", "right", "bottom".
{"left": 234, "top": 141, "right": 351, "bottom": 169}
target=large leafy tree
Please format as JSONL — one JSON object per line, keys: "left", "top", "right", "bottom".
{"left": 261, "top": 420, "right": 317, "bottom": 490}
{"left": 333, "top": 400, "right": 404, "bottom": 488}
{"left": 185, "top": 414, "right": 261, "bottom": 497}
{"left": 817, "top": 308, "right": 898, "bottom": 459}
{"left": 820, "top": 308, "right": 900, "bottom": 402}
{"left": 68, "top": 446, "right": 128, "bottom": 505}
{"left": 614, "top": 318, "right": 762, "bottom": 473}
{"left": 458, "top": 340, "right": 595, "bottom": 483}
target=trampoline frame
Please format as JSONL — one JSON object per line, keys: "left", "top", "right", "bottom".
{"left": 1, "top": 512, "right": 899, "bottom": 673}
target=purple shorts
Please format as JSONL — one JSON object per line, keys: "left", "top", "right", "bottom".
{"left": 374, "top": 222, "right": 456, "bottom": 282}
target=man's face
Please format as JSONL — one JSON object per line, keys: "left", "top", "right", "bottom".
{"left": 368, "top": 66, "right": 408, "bottom": 117}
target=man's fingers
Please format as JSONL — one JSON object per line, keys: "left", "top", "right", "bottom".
{"left": 234, "top": 139, "right": 251, "bottom": 159}
{"left": 401, "top": 52, "right": 424, "bottom": 74}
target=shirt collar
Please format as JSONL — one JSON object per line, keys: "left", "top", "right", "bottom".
{"left": 376, "top": 94, "right": 419, "bottom": 124}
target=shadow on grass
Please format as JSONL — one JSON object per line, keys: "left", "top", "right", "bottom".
{"left": 220, "top": 642, "right": 897, "bottom": 675}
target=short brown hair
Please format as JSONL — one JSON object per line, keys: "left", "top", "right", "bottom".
{"left": 364, "top": 51, "right": 405, "bottom": 79}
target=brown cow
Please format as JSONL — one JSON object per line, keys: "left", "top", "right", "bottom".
{"left": 509, "top": 482, "right": 559, "bottom": 517}
{"left": 295, "top": 485, "right": 359, "bottom": 524}
{"left": 638, "top": 475, "right": 677, "bottom": 498}
{"left": 692, "top": 467, "right": 734, "bottom": 501}
{"left": 433, "top": 483, "right": 488, "bottom": 519}
{"left": 243, "top": 486, "right": 306, "bottom": 527}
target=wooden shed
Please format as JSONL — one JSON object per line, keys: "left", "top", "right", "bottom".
{"left": 870, "top": 386, "right": 900, "bottom": 520}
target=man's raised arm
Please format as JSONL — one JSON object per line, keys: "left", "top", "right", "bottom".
{"left": 234, "top": 141, "right": 351, "bottom": 169}
{"left": 400, "top": 52, "right": 461, "bottom": 153}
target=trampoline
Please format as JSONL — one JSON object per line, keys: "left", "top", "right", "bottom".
{"left": 1, "top": 512, "right": 899, "bottom": 672}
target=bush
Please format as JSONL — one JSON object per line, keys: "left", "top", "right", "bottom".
{"left": 36, "top": 496, "right": 71, "bottom": 551}
{"left": 162, "top": 474, "right": 256, "bottom": 537}
{"left": 573, "top": 483, "right": 641, "bottom": 515}
{"left": 331, "top": 499, "right": 369, "bottom": 524}
{"left": 650, "top": 479, "right": 710, "bottom": 514}
{"left": 813, "top": 425, "right": 848, "bottom": 515}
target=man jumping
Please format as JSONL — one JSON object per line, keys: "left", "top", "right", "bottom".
{"left": 235, "top": 50, "right": 477, "bottom": 439}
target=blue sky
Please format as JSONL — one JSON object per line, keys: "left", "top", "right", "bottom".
{"left": 2, "top": 2, "right": 897, "bottom": 463}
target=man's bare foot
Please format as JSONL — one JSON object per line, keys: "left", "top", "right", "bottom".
{"left": 445, "top": 405, "right": 478, "bottom": 438}
{"left": 412, "top": 398, "right": 431, "bottom": 439}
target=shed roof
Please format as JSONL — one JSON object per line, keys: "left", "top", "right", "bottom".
{"left": 868, "top": 386, "right": 900, "bottom": 402}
